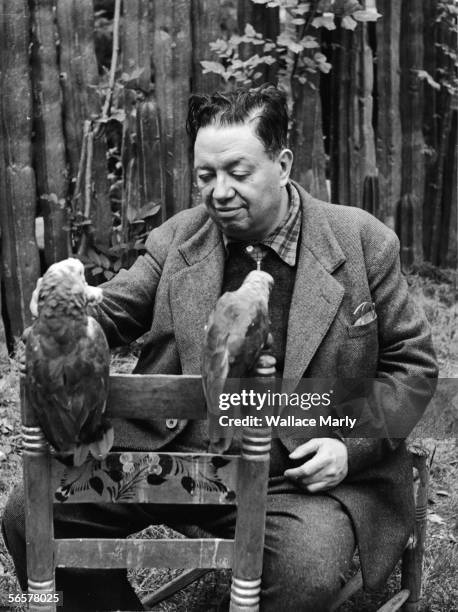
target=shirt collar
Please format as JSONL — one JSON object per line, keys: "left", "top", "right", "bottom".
{"left": 221, "top": 182, "right": 301, "bottom": 267}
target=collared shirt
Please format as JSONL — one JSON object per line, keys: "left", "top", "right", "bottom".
{"left": 222, "top": 182, "right": 302, "bottom": 267}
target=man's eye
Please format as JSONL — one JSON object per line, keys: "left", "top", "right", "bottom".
{"left": 232, "top": 173, "right": 249, "bottom": 180}
{"left": 197, "top": 174, "right": 213, "bottom": 183}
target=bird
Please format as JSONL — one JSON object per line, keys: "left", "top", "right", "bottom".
{"left": 201, "top": 270, "right": 274, "bottom": 453}
{"left": 25, "top": 257, "right": 114, "bottom": 466}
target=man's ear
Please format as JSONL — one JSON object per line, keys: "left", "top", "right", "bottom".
{"left": 277, "top": 149, "right": 293, "bottom": 187}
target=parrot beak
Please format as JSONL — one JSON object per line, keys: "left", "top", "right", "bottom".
{"left": 85, "top": 285, "right": 103, "bottom": 304}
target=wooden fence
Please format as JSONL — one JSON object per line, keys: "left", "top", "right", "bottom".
{"left": 0, "top": 0, "right": 456, "bottom": 345}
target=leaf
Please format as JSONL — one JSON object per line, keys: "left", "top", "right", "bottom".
{"left": 91, "top": 266, "right": 103, "bottom": 275}
{"left": 300, "top": 36, "right": 320, "bottom": 49}
{"left": 314, "top": 52, "right": 327, "bottom": 63}
{"left": 99, "top": 254, "right": 111, "bottom": 269}
{"left": 89, "top": 476, "right": 104, "bottom": 496}
{"left": 87, "top": 248, "right": 102, "bottom": 266}
{"left": 342, "top": 15, "right": 357, "bottom": 30}
{"left": 352, "top": 9, "right": 382, "bottom": 22}
{"left": 417, "top": 70, "right": 441, "bottom": 90}
{"left": 103, "top": 270, "right": 114, "bottom": 280}
{"left": 317, "top": 62, "right": 332, "bottom": 74}
{"left": 311, "top": 15, "right": 337, "bottom": 30}
{"left": 291, "top": 17, "right": 306, "bottom": 25}
{"left": 244, "top": 23, "right": 257, "bottom": 38}
{"left": 294, "top": 3, "right": 312, "bottom": 15}
{"left": 113, "top": 259, "right": 123, "bottom": 272}
{"left": 436, "top": 489, "right": 450, "bottom": 497}
{"left": 428, "top": 512, "right": 446, "bottom": 525}
{"left": 200, "top": 61, "right": 227, "bottom": 77}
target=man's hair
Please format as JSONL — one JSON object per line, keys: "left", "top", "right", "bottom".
{"left": 186, "top": 83, "right": 288, "bottom": 158}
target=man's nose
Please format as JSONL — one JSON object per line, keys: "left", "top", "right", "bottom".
{"left": 212, "top": 174, "right": 235, "bottom": 202}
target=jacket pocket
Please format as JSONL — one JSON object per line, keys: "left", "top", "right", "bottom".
{"left": 347, "top": 315, "right": 378, "bottom": 338}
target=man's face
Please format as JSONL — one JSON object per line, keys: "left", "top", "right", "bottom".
{"left": 194, "top": 122, "right": 292, "bottom": 241}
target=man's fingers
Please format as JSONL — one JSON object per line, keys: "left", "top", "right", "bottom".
{"left": 306, "top": 481, "right": 329, "bottom": 493}
{"left": 288, "top": 438, "right": 320, "bottom": 460}
{"left": 284, "top": 453, "right": 327, "bottom": 480}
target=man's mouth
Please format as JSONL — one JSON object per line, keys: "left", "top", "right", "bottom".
{"left": 213, "top": 206, "right": 243, "bottom": 218}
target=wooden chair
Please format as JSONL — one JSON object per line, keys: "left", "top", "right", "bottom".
{"left": 20, "top": 358, "right": 275, "bottom": 612}
{"left": 21, "top": 365, "right": 432, "bottom": 612}
{"left": 329, "top": 443, "right": 432, "bottom": 612}
{"left": 141, "top": 445, "right": 433, "bottom": 612}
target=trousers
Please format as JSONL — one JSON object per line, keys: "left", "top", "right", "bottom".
{"left": 2, "top": 476, "right": 355, "bottom": 612}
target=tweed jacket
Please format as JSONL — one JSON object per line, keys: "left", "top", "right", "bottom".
{"left": 95, "top": 181, "right": 438, "bottom": 590}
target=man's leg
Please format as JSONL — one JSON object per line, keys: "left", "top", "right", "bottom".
{"left": 3, "top": 481, "right": 354, "bottom": 612}
{"left": 260, "top": 492, "right": 355, "bottom": 611}
{"left": 204, "top": 483, "right": 355, "bottom": 612}
{"left": 1, "top": 484, "right": 153, "bottom": 611}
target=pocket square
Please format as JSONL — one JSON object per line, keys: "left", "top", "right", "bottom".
{"left": 352, "top": 301, "right": 376, "bottom": 326}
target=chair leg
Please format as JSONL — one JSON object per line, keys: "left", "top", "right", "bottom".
{"left": 141, "top": 568, "right": 211, "bottom": 609}
{"left": 401, "top": 451, "right": 430, "bottom": 612}
{"left": 230, "top": 424, "right": 271, "bottom": 611}
{"left": 22, "top": 420, "right": 56, "bottom": 612}
{"left": 329, "top": 570, "right": 363, "bottom": 611}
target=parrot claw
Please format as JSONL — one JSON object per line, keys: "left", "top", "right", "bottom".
{"left": 73, "top": 444, "right": 90, "bottom": 466}
{"left": 89, "top": 426, "right": 114, "bottom": 461}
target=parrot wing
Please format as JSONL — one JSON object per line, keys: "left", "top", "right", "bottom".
{"left": 202, "top": 290, "right": 270, "bottom": 453}
{"left": 26, "top": 316, "right": 112, "bottom": 465}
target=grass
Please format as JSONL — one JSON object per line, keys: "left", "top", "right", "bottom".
{"left": 0, "top": 271, "right": 456, "bottom": 611}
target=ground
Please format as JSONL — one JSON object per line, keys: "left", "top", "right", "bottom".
{"left": 0, "top": 271, "right": 456, "bottom": 611}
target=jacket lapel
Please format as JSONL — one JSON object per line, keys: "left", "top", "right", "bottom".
{"left": 283, "top": 184, "right": 346, "bottom": 390}
{"left": 170, "top": 218, "right": 225, "bottom": 373}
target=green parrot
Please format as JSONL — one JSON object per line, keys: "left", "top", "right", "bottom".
{"left": 25, "top": 258, "right": 113, "bottom": 466}
{"left": 202, "top": 270, "right": 274, "bottom": 453}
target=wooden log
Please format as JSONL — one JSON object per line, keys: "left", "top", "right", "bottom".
{"left": 55, "top": 538, "right": 234, "bottom": 569}
{"left": 55, "top": 0, "right": 100, "bottom": 176}
{"left": 429, "top": 95, "right": 453, "bottom": 265}
{"left": 30, "top": 0, "right": 69, "bottom": 266}
{"left": 443, "top": 110, "right": 457, "bottom": 267}
{"left": 330, "top": 29, "right": 351, "bottom": 205}
{"left": 422, "top": 0, "right": 439, "bottom": 259}
{"left": 351, "top": 25, "right": 376, "bottom": 209}
{"left": 122, "top": 0, "right": 151, "bottom": 92}
{"left": 192, "top": 0, "right": 228, "bottom": 94}
{"left": 122, "top": 1, "right": 164, "bottom": 229}
{"left": 400, "top": 0, "right": 425, "bottom": 264}
{"left": 287, "top": 8, "right": 327, "bottom": 201}
{"left": 290, "top": 74, "right": 328, "bottom": 201}
{"left": 56, "top": 0, "right": 111, "bottom": 249}
{"left": 396, "top": 194, "right": 415, "bottom": 269}
{"left": 0, "top": 252, "right": 10, "bottom": 356}
{"left": 375, "top": 0, "right": 402, "bottom": 230}
{"left": 152, "top": 0, "right": 192, "bottom": 217}
{"left": 330, "top": 25, "right": 376, "bottom": 210}
{"left": 236, "top": 0, "right": 279, "bottom": 85}
{"left": 136, "top": 98, "right": 165, "bottom": 228}
{"left": 0, "top": 0, "right": 41, "bottom": 337}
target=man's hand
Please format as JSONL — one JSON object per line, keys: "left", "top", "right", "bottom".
{"left": 284, "top": 438, "right": 348, "bottom": 493}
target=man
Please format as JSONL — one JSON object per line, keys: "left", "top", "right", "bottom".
{"left": 2, "top": 84, "right": 437, "bottom": 611}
